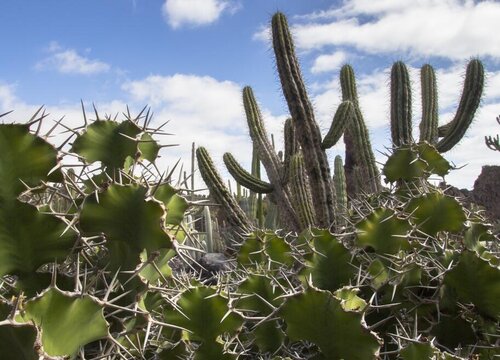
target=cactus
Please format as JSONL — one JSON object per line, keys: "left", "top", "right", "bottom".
{"left": 391, "top": 61, "right": 413, "bottom": 146}
{"left": 333, "top": 155, "right": 348, "bottom": 227}
{"left": 340, "top": 65, "right": 382, "bottom": 195}
{"left": 419, "top": 64, "right": 439, "bottom": 143}
{"left": 272, "top": 12, "right": 336, "bottom": 227}
{"left": 484, "top": 115, "right": 500, "bottom": 151}
{"left": 389, "top": 60, "right": 484, "bottom": 153}
{"left": 289, "top": 153, "right": 316, "bottom": 229}
{"left": 196, "top": 146, "right": 251, "bottom": 238}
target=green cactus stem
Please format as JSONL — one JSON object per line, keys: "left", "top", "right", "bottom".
{"left": 391, "top": 61, "right": 413, "bottom": 147}
{"left": 272, "top": 12, "right": 335, "bottom": 227}
{"left": 436, "top": 59, "right": 484, "bottom": 152}
{"left": 333, "top": 155, "right": 348, "bottom": 227}
{"left": 282, "top": 118, "right": 298, "bottom": 184}
{"left": 289, "top": 153, "right": 316, "bottom": 229}
{"left": 340, "top": 64, "right": 382, "bottom": 196}
{"left": 419, "top": 64, "right": 439, "bottom": 143}
{"left": 243, "top": 86, "right": 301, "bottom": 232}
{"left": 223, "top": 152, "right": 274, "bottom": 194}
{"left": 322, "top": 101, "right": 355, "bottom": 150}
{"left": 196, "top": 146, "right": 251, "bottom": 237}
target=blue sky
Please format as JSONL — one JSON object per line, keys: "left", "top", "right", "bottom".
{"left": 1, "top": 0, "right": 499, "bottom": 189}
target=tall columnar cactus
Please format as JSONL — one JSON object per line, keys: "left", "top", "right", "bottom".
{"left": 272, "top": 12, "right": 336, "bottom": 228}
{"left": 419, "top": 64, "right": 439, "bottom": 143}
{"left": 435, "top": 59, "right": 484, "bottom": 152}
{"left": 392, "top": 59, "right": 484, "bottom": 152}
{"left": 239, "top": 87, "right": 301, "bottom": 231}
{"left": 196, "top": 147, "right": 251, "bottom": 238}
{"left": 391, "top": 61, "right": 413, "bottom": 146}
{"left": 289, "top": 152, "right": 316, "bottom": 229}
{"left": 339, "top": 65, "right": 382, "bottom": 195}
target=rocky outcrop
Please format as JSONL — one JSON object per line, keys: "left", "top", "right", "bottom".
{"left": 441, "top": 165, "right": 499, "bottom": 221}
{"left": 472, "top": 165, "right": 500, "bottom": 220}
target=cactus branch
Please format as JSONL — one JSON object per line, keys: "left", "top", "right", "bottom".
{"left": 223, "top": 152, "right": 274, "bottom": 194}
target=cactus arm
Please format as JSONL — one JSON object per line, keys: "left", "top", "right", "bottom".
{"left": 340, "top": 65, "right": 381, "bottom": 195}
{"left": 391, "top": 61, "right": 413, "bottom": 147}
{"left": 223, "top": 152, "right": 274, "bottom": 194}
{"left": 272, "top": 12, "right": 335, "bottom": 227}
{"left": 196, "top": 147, "right": 251, "bottom": 235}
{"left": 243, "top": 87, "right": 283, "bottom": 180}
{"left": 419, "top": 64, "right": 439, "bottom": 143}
{"left": 322, "top": 101, "right": 354, "bottom": 150}
{"left": 436, "top": 59, "right": 484, "bottom": 153}
{"left": 289, "top": 153, "right": 316, "bottom": 229}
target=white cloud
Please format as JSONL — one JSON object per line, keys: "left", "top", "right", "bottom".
{"left": 162, "top": 0, "right": 239, "bottom": 29}
{"left": 287, "top": 0, "right": 500, "bottom": 60}
{"left": 311, "top": 51, "right": 349, "bottom": 74}
{"left": 36, "top": 42, "right": 110, "bottom": 75}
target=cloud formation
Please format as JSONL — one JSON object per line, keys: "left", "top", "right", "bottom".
{"left": 162, "top": 0, "right": 239, "bottom": 29}
{"left": 311, "top": 51, "right": 349, "bottom": 73}
{"left": 36, "top": 42, "right": 110, "bottom": 75}
{"left": 290, "top": 0, "right": 500, "bottom": 60}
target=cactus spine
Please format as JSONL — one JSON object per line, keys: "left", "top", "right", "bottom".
{"left": 391, "top": 61, "right": 413, "bottom": 146}
{"left": 272, "top": 12, "right": 335, "bottom": 227}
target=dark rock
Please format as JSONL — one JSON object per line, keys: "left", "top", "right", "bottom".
{"left": 472, "top": 165, "right": 500, "bottom": 220}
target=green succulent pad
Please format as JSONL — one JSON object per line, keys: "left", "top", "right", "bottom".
{"left": 400, "top": 342, "right": 462, "bottom": 360}
{"left": 383, "top": 143, "right": 451, "bottom": 182}
{"left": 19, "top": 287, "right": 108, "bottom": 357}
{"left": 0, "top": 322, "right": 38, "bottom": 360}
{"left": 235, "top": 274, "right": 285, "bottom": 352}
{"left": 334, "top": 287, "right": 367, "bottom": 312}
{"left": 163, "top": 286, "right": 243, "bottom": 343}
{"left": 406, "top": 193, "right": 465, "bottom": 236}
{"left": 0, "top": 200, "right": 76, "bottom": 285}
{"left": 355, "top": 208, "right": 411, "bottom": 254}
{"left": 0, "top": 124, "right": 62, "bottom": 200}
{"left": 138, "top": 132, "right": 161, "bottom": 162}
{"left": 443, "top": 250, "right": 500, "bottom": 319}
{"left": 71, "top": 119, "right": 158, "bottom": 169}
{"left": 301, "top": 229, "right": 358, "bottom": 291}
{"left": 79, "top": 184, "right": 173, "bottom": 272}
{"left": 152, "top": 183, "right": 189, "bottom": 226}
{"left": 280, "top": 286, "right": 381, "bottom": 359}
{"left": 236, "top": 234, "right": 265, "bottom": 267}
{"left": 139, "top": 248, "right": 175, "bottom": 285}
